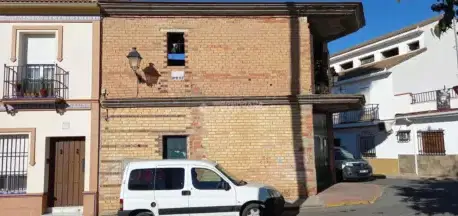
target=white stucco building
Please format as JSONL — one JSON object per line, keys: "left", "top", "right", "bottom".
{"left": 330, "top": 16, "right": 458, "bottom": 177}
{"left": 0, "top": 1, "right": 100, "bottom": 216}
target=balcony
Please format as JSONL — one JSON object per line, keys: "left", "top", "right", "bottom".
{"left": 2, "top": 65, "right": 69, "bottom": 114}
{"left": 394, "top": 87, "right": 458, "bottom": 117}
{"left": 333, "top": 104, "right": 380, "bottom": 125}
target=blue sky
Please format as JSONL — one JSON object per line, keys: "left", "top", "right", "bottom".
{"left": 328, "top": 0, "right": 437, "bottom": 54}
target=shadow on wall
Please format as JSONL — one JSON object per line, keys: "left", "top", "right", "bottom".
{"left": 392, "top": 178, "right": 458, "bottom": 215}
{"left": 135, "top": 63, "right": 161, "bottom": 86}
{"left": 287, "top": 2, "right": 307, "bottom": 207}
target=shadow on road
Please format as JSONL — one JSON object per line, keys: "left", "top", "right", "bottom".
{"left": 392, "top": 178, "right": 458, "bottom": 215}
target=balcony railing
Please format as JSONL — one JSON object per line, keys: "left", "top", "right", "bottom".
{"left": 333, "top": 104, "right": 380, "bottom": 125}
{"left": 3, "top": 64, "right": 69, "bottom": 100}
{"left": 411, "top": 88, "right": 458, "bottom": 104}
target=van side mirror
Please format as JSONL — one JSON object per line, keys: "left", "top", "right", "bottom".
{"left": 222, "top": 181, "right": 231, "bottom": 191}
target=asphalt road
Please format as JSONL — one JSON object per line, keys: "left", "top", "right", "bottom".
{"left": 295, "top": 178, "right": 458, "bottom": 216}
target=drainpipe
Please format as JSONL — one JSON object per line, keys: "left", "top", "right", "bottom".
{"left": 410, "top": 120, "right": 419, "bottom": 176}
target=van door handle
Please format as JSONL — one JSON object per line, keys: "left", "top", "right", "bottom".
{"left": 182, "top": 190, "right": 191, "bottom": 196}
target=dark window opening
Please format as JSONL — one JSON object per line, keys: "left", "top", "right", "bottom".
{"left": 396, "top": 130, "right": 411, "bottom": 143}
{"left": 408, "top": 41, "right": 420, "bottom": 51}
{"left": 163, "top": 136, "right": 187, "bottom": 159}
{"left": 381, "top": 48, "right": 399, "bottom": 58}
{"left": 359, "top": 135, "right": 376, "bottom": 157}
{"left": 128, "top": 168, "right": 185, "bottom": 191}
{"left": 167, "top": 32, "right": 185, "bottom": 66}
{"left": 360, "top": 55, "right": 375, "bottom": 65}
{"left": 340, "top": 61, "right": 353, "bottom": 70}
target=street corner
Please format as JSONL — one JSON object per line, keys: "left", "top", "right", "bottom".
{"left": 303, "top": 182, "right": 385, "bottom": 208}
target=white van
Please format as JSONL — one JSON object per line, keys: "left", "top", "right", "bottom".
{"left": 118, "top": 160, "right": 285, "bottom": 216}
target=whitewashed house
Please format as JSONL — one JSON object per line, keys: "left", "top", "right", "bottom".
{"left": 330, "top": 16, "right": 458, "bottom": 177}
{"left": 0, "top": 1, "right": 100, "bottom": 216}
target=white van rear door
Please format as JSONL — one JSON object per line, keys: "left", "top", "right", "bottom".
{"left": 123, "top": 164, "right": 156, "bottom": 212}
{"left": 155, "top": 164, "right": 190, "bottom": 216}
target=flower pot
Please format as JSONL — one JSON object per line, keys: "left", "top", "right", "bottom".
{"left": 453, "top": 85, "right": 458, "bottom": 95}
{"left": 40, "top": 89, "right": 48, "bottom": 97}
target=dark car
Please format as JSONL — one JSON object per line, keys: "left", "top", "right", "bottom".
{"left": 334, "top": 147, "right": 373, "bottom": 181}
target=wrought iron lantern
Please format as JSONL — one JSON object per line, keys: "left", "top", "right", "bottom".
{"left": 126, "top": 47, "right": 142, "bottom": 72}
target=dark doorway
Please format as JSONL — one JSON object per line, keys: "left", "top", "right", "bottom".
{"left": 48, "top": 137, "right": 85, "bottom": 207}
{"left": 163, "top": 136, "right": 187, "bottom": 159}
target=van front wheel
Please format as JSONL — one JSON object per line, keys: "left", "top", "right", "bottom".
{"left": 242, "top": 203, "right": 263, "bottom": 216}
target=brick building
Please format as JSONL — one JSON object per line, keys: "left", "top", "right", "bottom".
{"left": 98, "top": 1, "right": 366, "bottom": 215}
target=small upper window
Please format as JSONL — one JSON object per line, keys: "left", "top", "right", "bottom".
{"left": 360, "top": 55, "right": 375, "bottom": 65}
{"left": 340, "top": 61, "right": 353, "bottom": 70}
{"left": 408, "top": 41, "right": 420, "bottom": 51}
{"left": 381, "top": 47, "right": 399, "bottom": 59}
{"left": 167, "top": 32, "right": 185, "bottom": 66}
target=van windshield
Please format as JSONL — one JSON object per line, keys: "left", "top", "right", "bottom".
{"left": 215, "top": 164, "right": 247, "bottom": 186}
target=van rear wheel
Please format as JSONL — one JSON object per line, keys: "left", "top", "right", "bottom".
{"left": 242, "top": 203, "right": 263, "bottom": 216}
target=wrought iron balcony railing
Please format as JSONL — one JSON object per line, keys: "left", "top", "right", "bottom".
{"left": 333, "top": 104, "right": 380, "bottom": 125}
{"left": 3, "top": 64, "right": 69, "bottom": 100}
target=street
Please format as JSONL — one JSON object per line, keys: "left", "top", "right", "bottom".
{"left": 294, "top": 178, "right": 458, "bottom": 216}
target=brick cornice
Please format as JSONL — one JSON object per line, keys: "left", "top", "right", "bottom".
{"left": 101, "top": 95, "right": 365, "bottom": 111}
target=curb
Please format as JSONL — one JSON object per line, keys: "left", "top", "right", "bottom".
{"left": 322, "top": 185, "right": 384, "bottom": 208}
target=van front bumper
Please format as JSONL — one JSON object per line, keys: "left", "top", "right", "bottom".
{"left": 265, "top": 196, "right": 285, "bottom": 216}
{"left": 118, "top": 210, "right": 132, "bottom": 216}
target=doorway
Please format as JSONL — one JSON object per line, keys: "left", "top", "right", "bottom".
{"left": 47, "top": 137, "right": 85, "bottom": 208}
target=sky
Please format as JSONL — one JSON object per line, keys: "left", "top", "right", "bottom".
{"left": 328, "top": 0, "right": 438, "bottom": 54}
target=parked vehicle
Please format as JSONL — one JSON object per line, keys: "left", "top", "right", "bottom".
{"left": 118, "top": 159, "right": 285, "bottom": 216}
{"left": 334, "top": 147, "right": 373, "bottom": 181}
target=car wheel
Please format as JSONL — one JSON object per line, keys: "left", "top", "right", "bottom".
{"left": 135, "top": 212, "right": 153, "bottom": 216}
{"left": 242, "top": 203, "right": 264, "bottom": 216}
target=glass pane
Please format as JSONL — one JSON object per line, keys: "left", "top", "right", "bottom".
{"left": 191, "top": 168, "right": 224, "bottom": 190}
{"left": 155, "top": 168, "right": 184, "bottom": 190}
{"left": 164, "top": 137, "right": 187, "bottom": 159}
{"left": 128, "top": 169, "right": 155, "bottom": 191}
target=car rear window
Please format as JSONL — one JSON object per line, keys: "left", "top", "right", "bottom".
{"left": 128, "top": 168, "right": 184, "bottom": 191}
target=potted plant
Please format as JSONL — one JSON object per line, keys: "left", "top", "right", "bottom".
{"left": 39, "top": 78, "right": 48, "bottom": 97}
{"left": 453, "top": 85, "right": 458, "bottom": 95}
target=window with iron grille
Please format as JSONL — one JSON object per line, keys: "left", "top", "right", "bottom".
{"left": 359, "top": 135, "right": 376, "bottom": 157}
{"left": 418, "top": 130, "right": 445, "bottom": 155}
{"left": 0, "top": 134, "right": 29, "bottom": 194}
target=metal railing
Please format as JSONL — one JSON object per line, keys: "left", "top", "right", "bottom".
{"left": 411, "top": 88, "right": 458, "bottom": 104}
{"left": 417, "top": 130, "right": 446, "bottom": 155}
{"left": 3, "top": 64, "right": 69, "bottom": 100}
{"left": 0, "top": 134, "right": 29, "bottom": 194}
{"left": 333, "top": 104, "right": 380, "bottom": 125}
{"left": 359, "top": 135, "right": 376, "bottom": 157}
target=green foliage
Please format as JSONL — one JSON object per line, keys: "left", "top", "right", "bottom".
{"left": 398, "top": 0, "right": 457, "bottom": 38}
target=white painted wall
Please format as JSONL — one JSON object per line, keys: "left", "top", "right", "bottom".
{"left": 0, "top": 22, "right": 94, "bottom": 99}
{"left": 0, "top": 110, "right": 92, "bottom": 193}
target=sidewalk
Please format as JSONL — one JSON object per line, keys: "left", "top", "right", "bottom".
{"left": 299, "top": 182, "right": 384, "bottom": 208}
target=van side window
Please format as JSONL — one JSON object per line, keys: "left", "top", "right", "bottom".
{"left": 155, "top": 168, "right": 185, "bottom": 190}
{"left": 128, "top": 168, "right": 184, "bottom": 191}
{"left": 128, "top": 169, "right": 155, "bottom": 190}
{"left": 191, "top": 168, "right": 225, "bottom": 190}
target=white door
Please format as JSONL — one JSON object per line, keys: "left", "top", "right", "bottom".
{"left": 123, "top": 165, "right": 156, "bottom": 214}
{"left": 22, "top": 34, "right": 57, "bottom": 84}
{"left": 155, "top": 165, "right": 190, "bottom": 216}
{"left": 188, "top": 166, "right": 237, "bottom": 216}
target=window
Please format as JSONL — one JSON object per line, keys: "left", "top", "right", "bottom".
{"left": 418, "top": 130, "right": 445, "bottom": 155}
{"left": 334, "top": 148, "right": 355, "bottom": 161}
{"left": 128, "top": 168, "right": 185, "bottom": 191}
{"left": 167, "top": 32, "right": 185, "bottom": 66}
{"left": 396, "top": 130, "right": 411, "bottom": 143}
{"left": 340, "top": 61, "right": 353, "bottom": 70}
{"left": 381, "top": 47, "right": 399, "bottom": 58}
{"left": 408, "top": 41, "right": 420, "bottom": 51}
{"left": 191, "top": 168, "right": 227, "bottom": 190}
{"left": 359, "top": 135, "right": 376, "bottom": 157}
{"left": 0, "top": 135, "right": 29, "bottom": 194}
{"left": 163, "top": 136, "right": 187, "bottom": 159}
{"left": 360, "top": 55, "right": 375, "bottom": 65}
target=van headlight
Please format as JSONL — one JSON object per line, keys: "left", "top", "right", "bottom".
{"left": 342, "top": 162, "right": 353, "bottom": 169}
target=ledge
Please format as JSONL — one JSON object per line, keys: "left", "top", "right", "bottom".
{"left": 101, "top": 94, "right": 365, "bottom": 113}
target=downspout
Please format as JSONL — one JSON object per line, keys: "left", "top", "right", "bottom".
{"left": 407, "top": 118, "right": 419, "bottom": 176}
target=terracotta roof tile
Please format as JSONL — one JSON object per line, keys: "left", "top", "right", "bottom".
{"left": 0, "top": 0, "right": 96, "bottom": 3}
